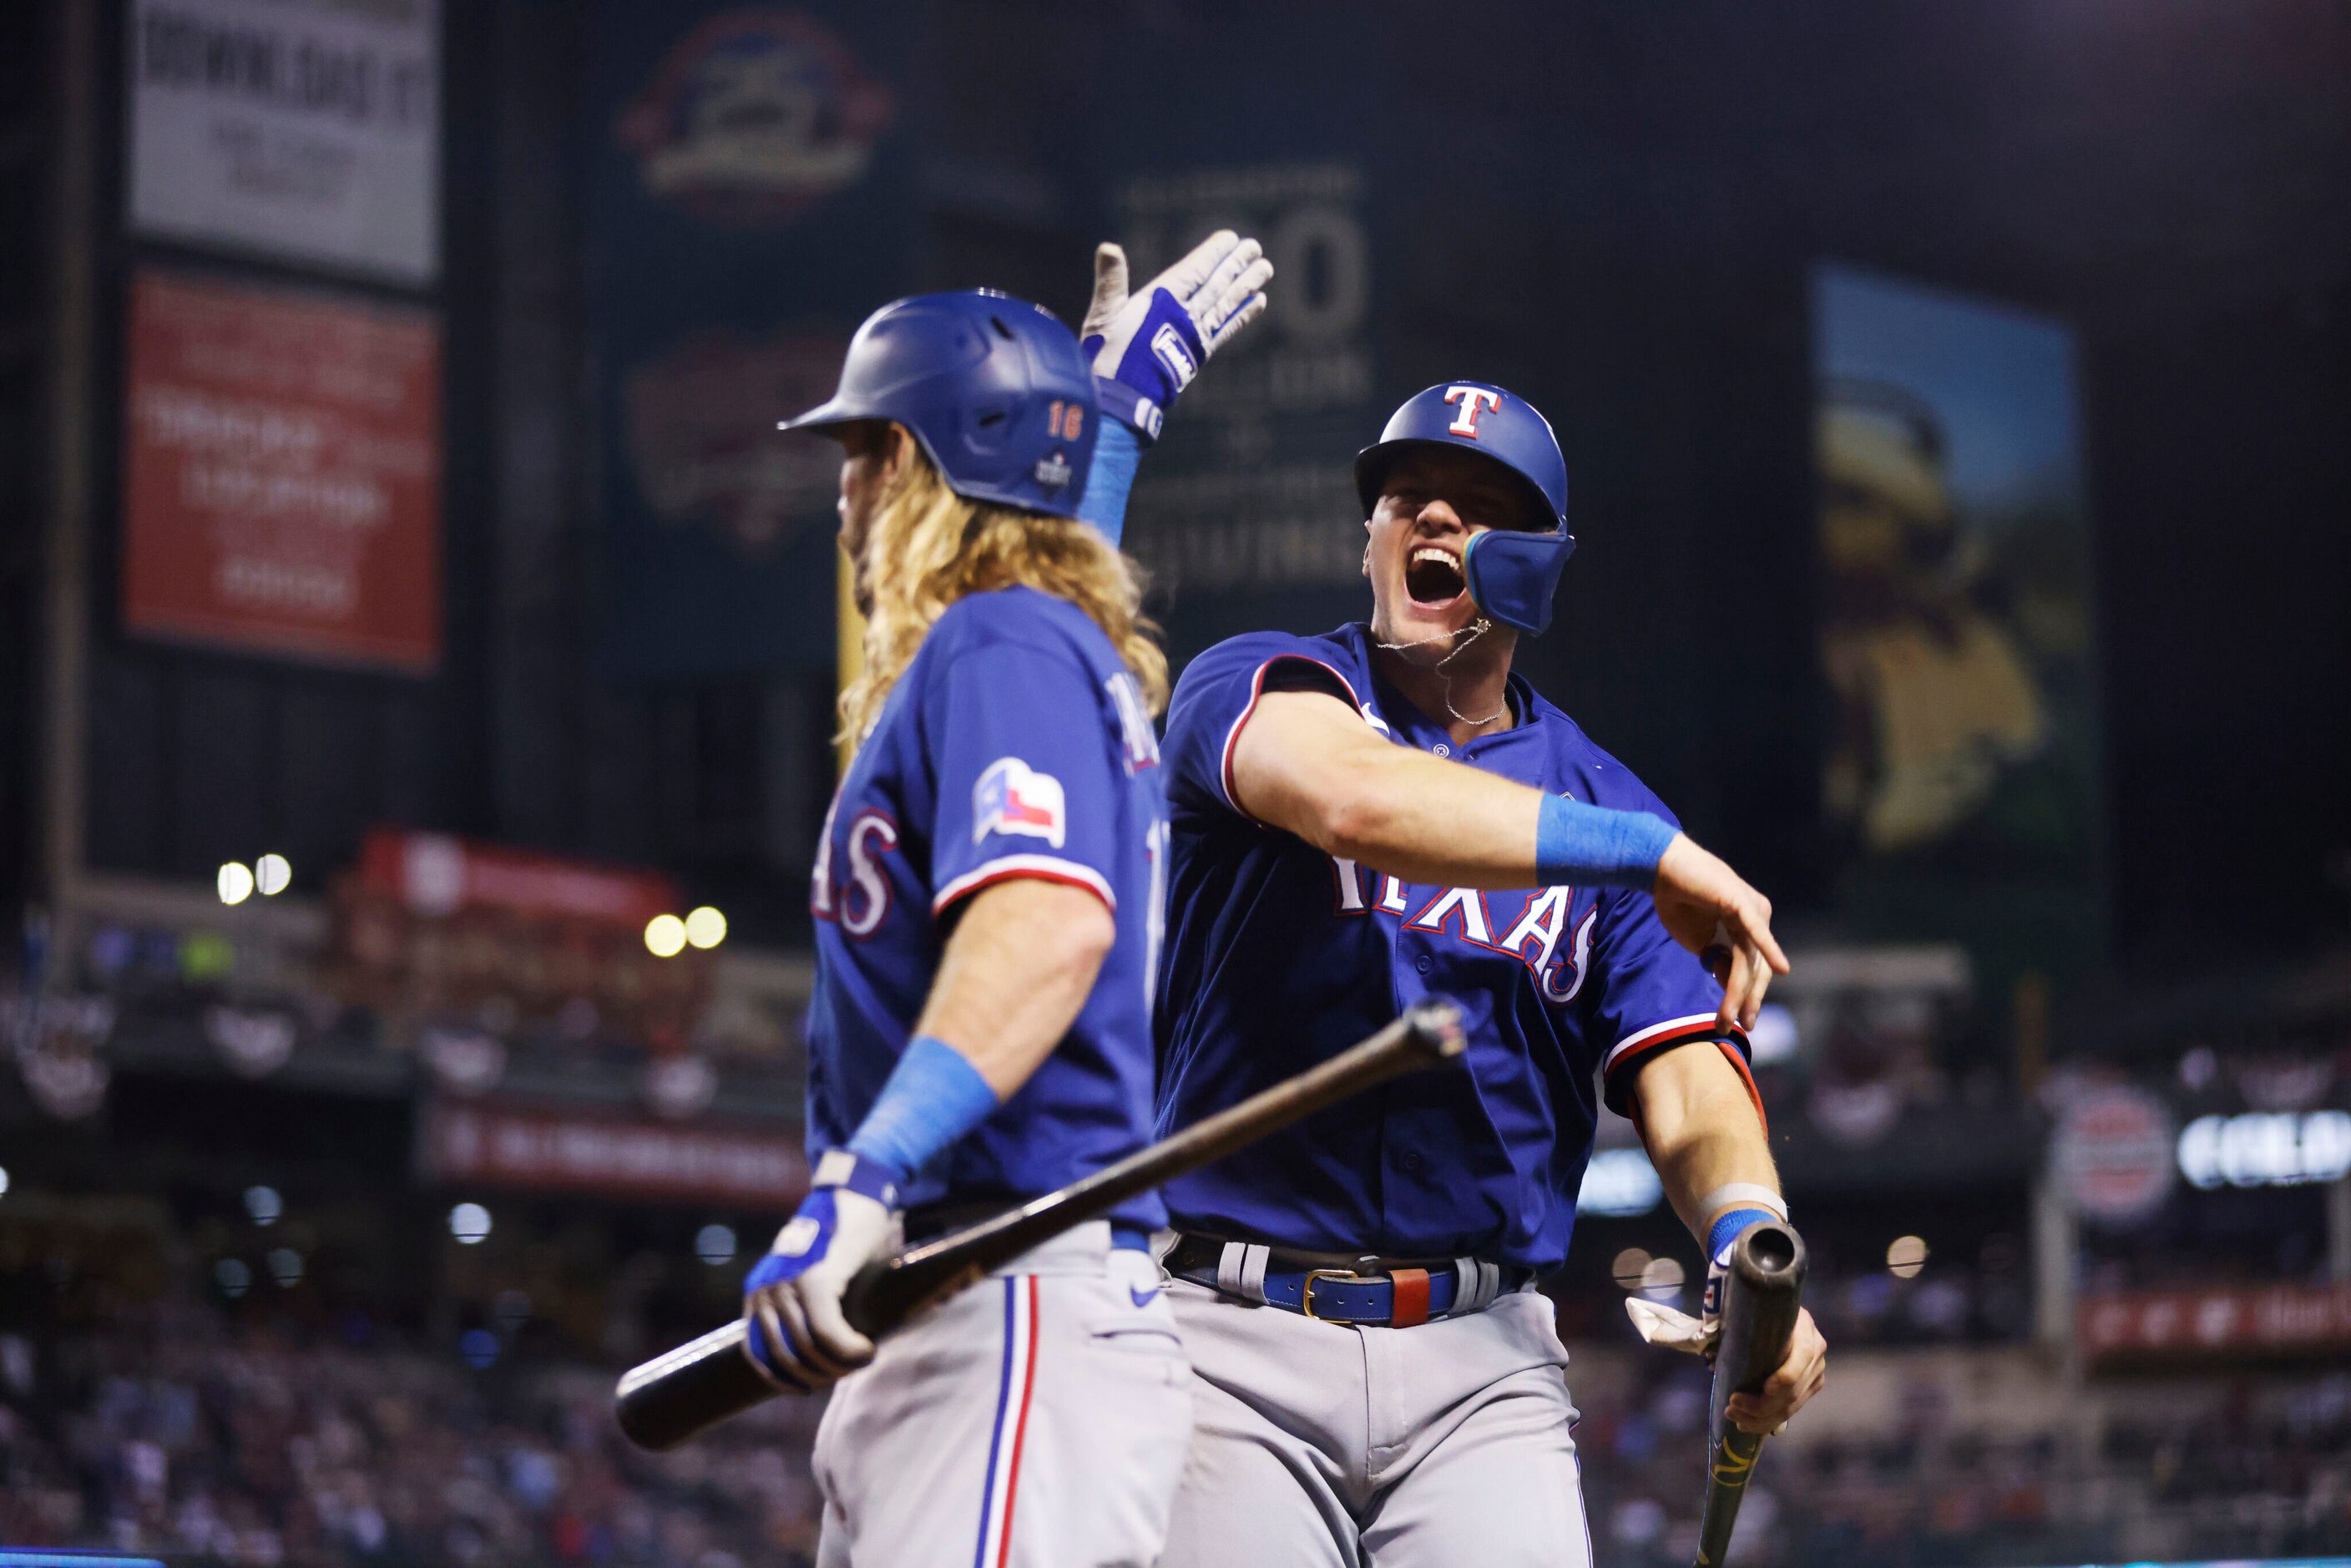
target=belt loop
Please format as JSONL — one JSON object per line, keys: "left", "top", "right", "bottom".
{"left": 1452, "top": 1257, "right": 1499, "bottom": 1314}
{"left": 1388, "top": 1268, "right": 1432, "bottom": 1328}
{"left": 1217, "top": 1242, "right": 1272, "bottom": 1303}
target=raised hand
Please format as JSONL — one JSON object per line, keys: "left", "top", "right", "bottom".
{"left": 1081, "top": 230, "right": 1274, "bottom": 438}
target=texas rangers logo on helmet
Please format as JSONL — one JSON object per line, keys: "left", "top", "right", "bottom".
{"left": 1444, "top": 385, "right": 1503, "bottom": 438}
{"left": 973, "top": 757, "right": 1067, "bottom": 849}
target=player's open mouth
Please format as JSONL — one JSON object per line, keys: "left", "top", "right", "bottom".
{"left": 1405, "top": 545, "right": 1466, "bottom": 607}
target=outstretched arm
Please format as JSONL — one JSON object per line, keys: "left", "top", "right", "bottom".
{"left": 1231, "top": 685, "right": 1787, "bottom": 1028}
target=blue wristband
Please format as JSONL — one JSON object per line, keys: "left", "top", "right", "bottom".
{"left": 1076, "top": 417, "right": 1143, "bottom": 548}
{"left": 845, "top": 1034, "right": 1001, "bottom": 1181}
{"left": 1534, "top": 793, "right": 1678, "bottom": 888}
{"left": 1706, "top": 1206, "right": 1777, "bottom": 1263}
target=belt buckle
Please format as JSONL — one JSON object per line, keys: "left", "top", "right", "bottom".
{"left": 1300, "top": 1267, "right": 1370, "bottom": 1322}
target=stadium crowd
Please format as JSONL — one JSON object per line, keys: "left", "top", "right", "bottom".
{"left": 7, "top": 1274, "right": 2349, "bottom": 1567}
{"left": 0, "top": 1300, "right": 822, "bottom": 1566}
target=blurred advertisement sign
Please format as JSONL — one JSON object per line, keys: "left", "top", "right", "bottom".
{"left": 2081, "top": 1281, "right": 2351, "bottom": 1368}
{"left": 357, "top": 828, "right": 679, "bottom": 928}
{"left": 421, "top": 1099, "right": 806, "bottom": 1206}
{"left": 593, "top": 3, "right": 907, "bottom": 676}
{"left": 338, "top": 829, "right": 708, "bottom": 1054}
{"left": 614, "top": 11, "right": 892, "bottom": 228}
{"left": 123, "top": 272, "right": 442, "bottom": 670}
{"left": 2177, "top": 1109, "right": 2351, "bottom": 1190}
{"left": 1812, "top": 266, "right": 2103, "bottom": 990}
{"left": 126, "top": 0, "right": 440, "bottom": 284}
{"left": 2052, "top": 1084, "right": 2177, "bottom": 1225}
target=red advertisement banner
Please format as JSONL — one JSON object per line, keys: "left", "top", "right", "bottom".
{"left": 421, "top": 1100, "right": 806, "bottom": 1208}
{"left": 123, "top": 271, "right": 442, "bottom": 670}
{"left": 355, "top": 828, "right": 680, "bottom": 927}
{"left": 2081, "top": 1282, "right": 2351, "bottom": 1367}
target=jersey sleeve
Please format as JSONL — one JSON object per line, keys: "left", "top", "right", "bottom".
{"left": 1162, "top": 632, "right": 1365, "bottom": 824}
{"left": 1587, "top": 887, "right": 1763, "bottom": 1133}
{"left": 921, "top": 625, "right": 1126, "bottom": 916}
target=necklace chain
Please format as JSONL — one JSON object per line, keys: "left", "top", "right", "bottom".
{"left": 1375, "top": 617, "right": 1509, "bottom": 730}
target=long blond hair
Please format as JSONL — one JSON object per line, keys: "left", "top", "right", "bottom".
{"left": 840, "top": 452, "right": 1168, "bottom": 746}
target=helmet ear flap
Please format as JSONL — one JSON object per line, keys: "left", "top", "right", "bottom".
{"left": 1463, "top": 529, "right": 1578, "bottom": 635}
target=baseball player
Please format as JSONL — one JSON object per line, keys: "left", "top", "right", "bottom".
{"left": 745, "top": 235, "right": 1272, "bottom": 1567}
{"left": 1130, "top": 382, "right": 1828, "bottom": 1565}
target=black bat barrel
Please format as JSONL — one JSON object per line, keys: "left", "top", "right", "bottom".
{"left": 614, "top": 1320, "right": 763, "bottom": 1452}
{"left": 1692, "top": 1220, "right": 1807, "bottom": 1567}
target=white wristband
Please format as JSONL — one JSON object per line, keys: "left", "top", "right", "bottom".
{"left": 1699, "top": 1182, "right": 1787, "bottom": 1221}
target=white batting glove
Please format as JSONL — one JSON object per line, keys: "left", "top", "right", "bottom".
{"left": 1625, "top": 1292, "right": 1717, "bottom": 1356}
{"left": 741, "top": 1151, "right": 902, "bottom": 1391}
{"left": 1080, "top": 230, "right": 1273, "bottom": 439}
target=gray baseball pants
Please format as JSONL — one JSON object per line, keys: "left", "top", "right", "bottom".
{"left": 811, "top": 1223, "right": 1193, "bottom": 1568}
{"left": 1154, "top": 1274, "right": 1595, "bottom": 1567}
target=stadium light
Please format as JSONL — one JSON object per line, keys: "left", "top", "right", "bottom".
{"left": 449, "top": 1201, "right": 493, "bottom": 1244}
{"left": 696, "top": 1222, "right": 738, "bottom": 1265}
{"left": 217, "top": 862, "right": 255, "bottom": 905}
{"left": 1887, "top": 1235, "right": 1929, "bottom": 1278}
{"left": 1578, "top": 1148, "right": 1664, "bottom": 1216}
{"left": 0, "top": 1166, "right": 9, "bottom": 1198}
{"left": 244, "top": 1185, "right": 281, "bottom": 1226}
{"left": 645, "top": 913, "right": 688, "bottom": 959}
{"left": 266, "top": 1247, "right": 302, "bottom": 1287}
{"left": 1638, "top": 1256, "right": 1686, "bottom": 1302}
{"left": 215, "top": 1258, "right": 251, "bottom": 1298}
{"left": 255, "top": 853, "right": 292, "bottom": 896}
{"left": 1610, "top": 1247, "right": 1651, "bottom": 1291}
{"left": 685, "top": 906, "right": 728, "bottom": 950}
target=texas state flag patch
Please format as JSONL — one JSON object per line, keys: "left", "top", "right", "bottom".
{"left": 973, "top": 756, "right": 1067, "bottom": 849}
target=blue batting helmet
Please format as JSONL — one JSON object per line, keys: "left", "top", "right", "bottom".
{"left": 1353, "top": 381, "right": 1575, "bottom": 635}
{"left": 778, "top": 291, "right": 1098, "bottom": 518}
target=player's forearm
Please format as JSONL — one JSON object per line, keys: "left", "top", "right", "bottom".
{"left": 1235, "top": 690, "right": 1675, "bottom": 890}
{"left": 1633, "top": 1044, "right": 1781, "bottom": 1243}
{"left": 1318, "top": 746, "right": 1551, "bottom": 886}
{"left": 915, "top": 878, "right": 1115, "bottom": 1098}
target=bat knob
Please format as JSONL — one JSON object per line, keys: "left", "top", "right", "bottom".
{"left": 1403, "top": 999, "right": 1469, "bottom": 1064}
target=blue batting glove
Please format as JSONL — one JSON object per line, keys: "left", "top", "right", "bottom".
{"left": 1080, "top": 230, "right": 1273, "bottom": 441}
{"left": 741, "top": 1151, "right": 902, "bottom": 1392}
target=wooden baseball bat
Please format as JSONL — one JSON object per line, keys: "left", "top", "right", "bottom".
{"left": 1691, "top": 1220, "right": 1807, "bottom": 1567}
{"left": 614, "top": 1001, "right": 1469, "bottom": 1451}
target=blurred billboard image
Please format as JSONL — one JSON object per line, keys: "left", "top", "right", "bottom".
{"left": 1814, "top": 264, "right": 2105, "bottom": 992}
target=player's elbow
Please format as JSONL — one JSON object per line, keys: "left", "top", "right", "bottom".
{"left": 1315, "top": 776, "right": 1401, "bottom": 864}
{"left": 1034, "top": 891, "right": 1117, "bottom": 984}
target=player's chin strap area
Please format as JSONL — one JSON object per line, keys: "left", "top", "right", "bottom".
{"left": 1163, "top": 1235, "right": 1529, "bottom": 1328}
{"left": 1374, "top": 617, "right": 1508, "bottom": 729}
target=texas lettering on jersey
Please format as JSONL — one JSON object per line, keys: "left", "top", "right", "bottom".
{"left": 1330, "top": 867, "right": 1599, "bottom": 1006}
{"left": 1153, "top": 622, "right": 1752, "bottom": 1271}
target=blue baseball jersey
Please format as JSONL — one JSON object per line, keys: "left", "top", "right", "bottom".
{"left": 806, "top": 586, "right": 1170, "bottom": 1227}
{"left": 1155, "top": 622, "right": 1757, "bottom": 1272}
